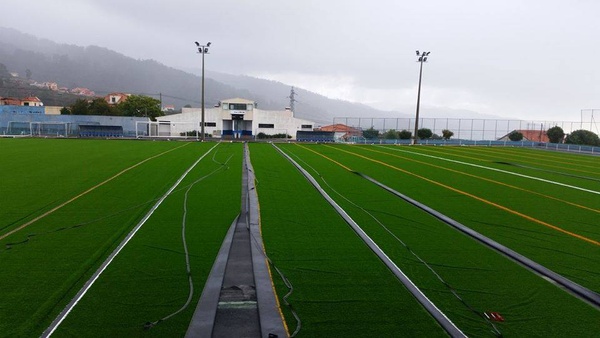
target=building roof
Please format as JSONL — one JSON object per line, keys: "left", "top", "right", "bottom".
{"left": 22, "top": 96, "right": 41, "bottom": 102}
{"left": 1, "top": 97, "right": 20, "bottom": 105}
{"left": 319, "top": 124, "right": 361, "bottom": 132}
{"left": 104, "top": 92, "right": 130, "bottom": 104}
{"left": 220, "top": 98, "right": 255, "bottom": 104}
{"left": 498, "top": 129, "right": 549, "bottom": 142}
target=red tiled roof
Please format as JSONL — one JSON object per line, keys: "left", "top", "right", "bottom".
{"left": 499, "top": 129, "right": 550, "bottom": 142}
{"left": 1, "top": 97, "right": 22, "bottom": 105}
{"left": 319, "top": 124, "right": 360, "bottom": 132}
{"left": 517, "top": 129, "right": 549, "bottom": 142}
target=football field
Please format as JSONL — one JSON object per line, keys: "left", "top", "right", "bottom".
{"left": 0, "top": 138, "right": 598, "bottom": 337}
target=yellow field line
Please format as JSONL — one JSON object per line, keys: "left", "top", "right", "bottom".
{"left": 250, "top": 146, "right": 291, "bottom": 336}
{"left": 295, "top": 143, "right": 353, "bottom": 171}
{"left": 312, "top": 144, "right": 599, "bottom": 247}
{"left": 0, "top": 143, "right": 191, "bottom": 241}
{"left": 364, "top": 146, "right": 600, "bottom": 214}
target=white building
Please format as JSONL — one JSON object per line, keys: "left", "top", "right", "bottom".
{"left": 154, "top": 98, "right": 316, "bottom": 140}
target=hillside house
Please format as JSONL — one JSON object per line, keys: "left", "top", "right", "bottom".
{"left": 105, "top": 93, "right": 130, "bottom": 105}
{"left": 21, "top": 97, "right": 43, "bottom": 106}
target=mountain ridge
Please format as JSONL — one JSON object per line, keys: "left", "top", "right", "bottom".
{"left": 0, "top": 26, "right": 403, "bottom": 125}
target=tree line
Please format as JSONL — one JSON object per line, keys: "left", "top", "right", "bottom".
{"left": 60, "top": 95, "right": 164, "bottom": 120}
{"left": 361, "top": 125, "right": 599, "bottom": 146}
{"left": 362, "top": 127, "right": 454, "bottom": 140}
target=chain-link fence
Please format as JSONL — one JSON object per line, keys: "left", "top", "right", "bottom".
{"left": 332, "top": 117, "right": 599, "bottom": 141}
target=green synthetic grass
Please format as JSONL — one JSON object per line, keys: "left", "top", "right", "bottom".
{"left": 249, "top": 143, "right": 447, "bottom": 337}
{"left": 306, "top": 144, "right": 600, "bottom": 293}
{"left": 274, "top": 143, "right": 599, "bottom": 337}
{"left": 54, "top": 142, "right": 243, "bottom": 337}
{"left": 0, "top": 138, "right": 189, "bottom": 234}
{"left": 0, "top": 139, "right": 233, "bottom": 336}
{"left": 0, "top": 139, "right": 598, "bottom": 337}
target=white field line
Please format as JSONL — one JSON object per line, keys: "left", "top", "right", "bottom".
{"left": 0, "top": 143, "right": 190, "bottom": 241}
{"left": 273, "top": 144, "right": 466, "bottom": 338}
{"left": 42, "top": 142, "right": 219, "bottom": 337}
{"left": 378, "top": 146, "right": 600, "bottom": 195}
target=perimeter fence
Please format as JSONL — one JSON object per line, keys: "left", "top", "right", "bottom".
{"left": 332, "top": 117, "right": 599, "bottom": 142}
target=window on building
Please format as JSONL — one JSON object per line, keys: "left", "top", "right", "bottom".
{"left": 204, "top": 122, "right": 217, "bottom": 127}
{"left": 259, "top": 123, "right": 274, "bottom": 128}
{"left": 301, "top": 124, "right": 313, "bottom": 129}
{"left": 229, "top": 103, "right": 248, "bottom": 110}
{"left": 111, "top": 97, "right": 116, "bottom": 103}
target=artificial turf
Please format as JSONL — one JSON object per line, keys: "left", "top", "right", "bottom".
{"left": 249, "top": 143, "right": 448, "bottom": 337}
{"left": 273, "top": 143, "right": 599, "bottom": 337}
{"left": 0, "top": 139, "right": 232, "bottom": 336}
{"left": 1, "top": 139, "right": 597, "bottom": 337}
{"left": 53, "top": 142, "right": 243, "bottom": 337}
{"left": 311, "top": 144, "right": 600, "bottom": 293}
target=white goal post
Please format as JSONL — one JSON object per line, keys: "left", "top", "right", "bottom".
{"left": 6, "top": 121, "right": 69, "bottom": 137}
{"left": 135, "top": 121, "right": 201, "bottom": 139}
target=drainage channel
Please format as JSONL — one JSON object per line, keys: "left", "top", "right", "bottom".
{"left": 186, "top": 143, "right": 287, "bottom": 338}
{"left": 212, "top": 209, "right": 260, "bottom": 337}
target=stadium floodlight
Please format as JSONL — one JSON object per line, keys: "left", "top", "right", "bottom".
{"left": 195, "top": 41, "right": 211, "bottom": 141}
{"left": 412, "top": 50, "right": 431, "bottom": 145}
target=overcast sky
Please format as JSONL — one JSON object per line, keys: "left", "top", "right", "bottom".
{"left": 5, "top": 0, "right": 600, "bottom": 121}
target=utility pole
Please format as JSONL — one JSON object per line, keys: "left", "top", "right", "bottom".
{"left": 287, "top": 86, "right": 297, "bottom": 113}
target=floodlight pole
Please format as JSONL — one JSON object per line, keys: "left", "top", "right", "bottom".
{"left": 195, "top": 41, "right": 211, "bottom": 141}
{"left": 412, "top": 51, "right": 430, "bottom": 145}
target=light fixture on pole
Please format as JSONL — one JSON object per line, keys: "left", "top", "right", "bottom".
{"left": 195, "top": 41, "right": 211, "bottom": 141}
{"left": 412, "top": 50, "right": 430, "bottom": 145}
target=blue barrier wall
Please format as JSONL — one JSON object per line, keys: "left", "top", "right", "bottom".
{"left": 0, "top": 113, "right": 149, "bottom": 137}
{"left": 0, "top": 106, "right": 44, "bottom": 114}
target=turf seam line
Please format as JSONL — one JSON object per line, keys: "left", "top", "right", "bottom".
{"left": 41, "top": 142, "right": 220, "bottom": 338}
{"left": 378, "top": 145, "right": 600, "bottom": 195}
{"left": 288, "top": 145, "right": 501, "bottom": 335}
{"left": 146, "top": 150, "right": 233, "bottom": 329}
{"left": 244, "top": 143, "right": 291, "bottom": 337}
{"left": 358, "top": 146, "right": 600, "bottom": 214}
{"left": 273, "top": 143, "right": 467, "bottom": 338}
{"left": 494, "top": 161, "right": 600, "bottom": 182}
{"left": 330, "top": 145, "right": 599, "bottom": 246}
{"left": 355, "top": 172, "right": 600, "bottom": 310}
{"left": 0, "top": 142, "right": 191, "bottom": 241}
{"left": 185, "top": 216, "right": 238, "bottom": 337}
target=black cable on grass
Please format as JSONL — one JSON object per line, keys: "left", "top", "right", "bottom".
{"left": 284, "top": 147, "right": 502, "bottom": 337}
{"left": 248, "top": 224, "right": 302, "bottom": 337}
{"left": 4, "top": 200, "right": 156, "bottom": 250}
{"left": 3, "top": 150, "right": 236, "bottom": 252}
{"left": 144, "top": 152, "right": 233, "bottom": 330}
{"left": 246, "top": 152, "right": 300, "bottom": 337}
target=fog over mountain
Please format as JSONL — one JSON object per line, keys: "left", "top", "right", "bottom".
{"left": 0, "top": 27, "right": 418, "bottom": 125}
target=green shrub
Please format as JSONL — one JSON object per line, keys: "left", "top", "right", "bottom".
{"left": 546, "top": 126, "right": 565, "bottom": 143}
{"left": 565, "top": 129, "right": 600, "bottom": 146}
{"left": 508, "top": 131, "right": 524, "bottom": 141}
